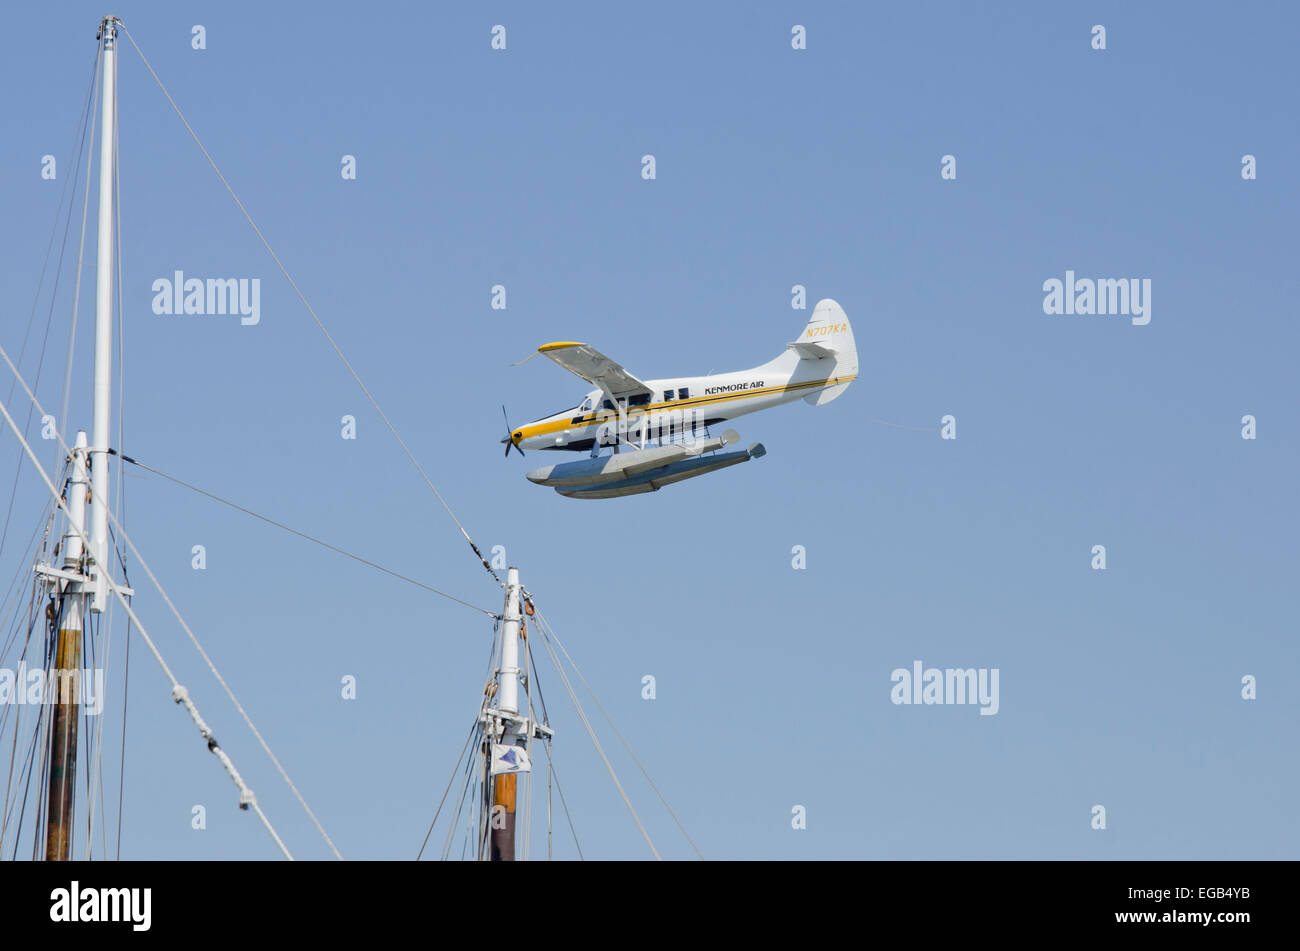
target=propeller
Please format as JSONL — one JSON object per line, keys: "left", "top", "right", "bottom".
{"left": 501, "top": 405, "right": 524, "bottom": 457}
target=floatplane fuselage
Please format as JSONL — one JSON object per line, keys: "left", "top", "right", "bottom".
{"left": 506, "top": 299, "right": 858, "bottom": 499}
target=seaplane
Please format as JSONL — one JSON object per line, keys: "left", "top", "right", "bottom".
{"left": 503, "top": 298, "right": 858, "bottom": 499}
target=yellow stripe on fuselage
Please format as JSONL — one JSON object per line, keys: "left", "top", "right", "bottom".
{"left": 515, "top": 374, "right": 858, "bottom": 443}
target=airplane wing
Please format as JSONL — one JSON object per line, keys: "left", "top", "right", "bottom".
{"left": 536, "top": 342, "right": 652, "bottom": 398}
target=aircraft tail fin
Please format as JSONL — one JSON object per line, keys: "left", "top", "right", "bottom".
{"left": 787, "top": 299, "right": 858, "bottom": 405}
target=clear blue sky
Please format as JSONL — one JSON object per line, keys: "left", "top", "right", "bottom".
{"left": 1, "top": 1, "right": 1296, "bottom": 859}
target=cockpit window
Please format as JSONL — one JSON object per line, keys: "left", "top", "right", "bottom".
{"left": 580, "top": 398, "right": 594, "bottom": 412}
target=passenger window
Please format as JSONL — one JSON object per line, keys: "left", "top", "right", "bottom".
{"left": 628, "top": 394, "right": 650, "bottom": 408}
{"left": 663, "top": 391, "right": 674, "bottom": 402}
{"left": 678, "top": 387, "right": 689, "bottom": 400}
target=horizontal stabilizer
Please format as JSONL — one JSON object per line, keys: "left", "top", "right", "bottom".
{"left": 787, "top": 341, "right": 836, "bottom": 359}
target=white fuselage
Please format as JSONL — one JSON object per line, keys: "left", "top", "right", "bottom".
{"left": 512, "top": 350, "right": 855, "bottom": 452}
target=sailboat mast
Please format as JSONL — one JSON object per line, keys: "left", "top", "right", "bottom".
{"left": 89, "top": 15, "right": 118, "bottom": 615}
{"left": 489, "top": 567, "right": 522, "bottom": 861}
{"left": 44, "top": 15, "right": 118, "bottom": 861}
{"left": 479, "top": 567, "right": 550, "bottom": 860}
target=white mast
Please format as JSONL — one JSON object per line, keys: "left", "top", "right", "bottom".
{"left": 38, "top": 13, "right": 123, "bottom": 862}
{"left": 483, "top": 567, "right": 551, "bottom": 860}
{"left": 499, "top": 567, "right": 521, "bottom": 715}
{"left": 88, "top": 15, "right": 118, "bottom": 613}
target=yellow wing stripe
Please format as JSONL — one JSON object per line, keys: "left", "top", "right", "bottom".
{"left": 538, "top": 341, "right": 586, "bottom": 352}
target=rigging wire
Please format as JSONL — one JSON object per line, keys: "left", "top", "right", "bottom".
{"left": 0, "top": 497, "right": 60, "bottom": 694}
{"left": 475, "top": 763, "right": 494, "bottom": 860}
{"left": 1, "top": 42, "right": 101, "bottom": 860}
{"left": 546, "top": 744, "right": 583, "bottom": 860}
{"left": 113, "top": 454, "right": 497, "bottom": 620}
{"left": 545, "top": 736, "right": 552, "bottom": 860}
{"left": 117, "top": 22, "right": 504, "bottom": 590}
{"left": 421, "top": 620, "right": 502, "bottom": 860}
{"left": 0, "top": 400, "right": 294, "bottom": 859}
{"left": 113, "top": 604, "right": 131, "bottom": 861}
{"left": 105, "top": 520, "right": 134, "bottom": 860}
{"left": 533, "top": 605, "right": 704, "bottom": 859}
{"left": 530, "top": 615, "right": 660, "bottom": 859}
{"left": 0, "top": 348, "right": 301, "bottom": 860}
{"left": 416, "top": 715, "right": 478, "bottom": 861}
{"left": 112, "top": 80, "right": 133, "bottom": 857}
{"left": 1, "top": 509, "right": 86, "bottom": 859}
{"left": 522, "top": 621, "right": 536, "bottom": 861}
{"left": 0, "top": 47, "right": 100, "bottom": 569}
{"left": 0, "top": 495, "right": 60, "bottom": 664}
{"left": 440, "top": 724, "right": 484, "bottom": 862}
{"left": 84, "top": 612, "right": 98, "bottom": 857}
{"left": 84, "top": 474, "right": 343, "bottom": 858}
{"left": 99, "top": 51, "right": 130, "bottom": 861}
{"left": 0, "top": 575, "right": 44, "bottom": 855}
{"left": 0, "top": 489, "right": 67, "bottom": 857}
{"left": 9, "top": 716, "right": 44, "bottom": 860}
{"left": 54, "top": 45, "right": 104, "bottom": 487}
{"left": 525, "top": 631, "right": 563, "bottom": 860}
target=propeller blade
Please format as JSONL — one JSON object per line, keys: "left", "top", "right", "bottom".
{"left": 502, "top": 405, "right": 525, "bottom": 457}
